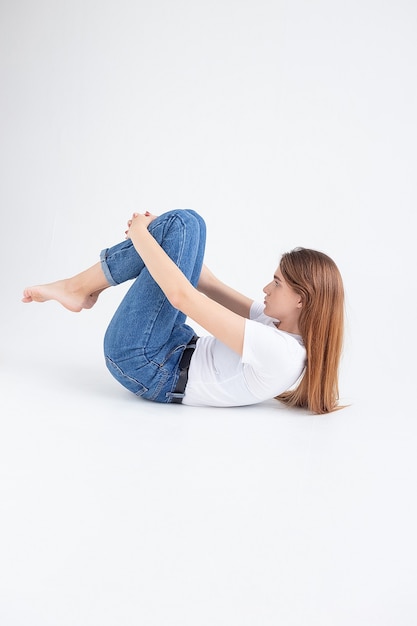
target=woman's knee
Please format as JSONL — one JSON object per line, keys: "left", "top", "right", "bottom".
{"left": 175, "top": 210, "right": 206, "bottom": 245}
{"left": 183, "top": 209, "right": 206, "bottom": 229}
{"left": 151, "top": 209, "right": 205, "bottom": 245}
{"left": 159, "top": 208, "right": 205, "bottom": 229}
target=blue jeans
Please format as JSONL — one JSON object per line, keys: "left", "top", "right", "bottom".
{"left": 100, "top": 209, "right": 206, "bottom": 403}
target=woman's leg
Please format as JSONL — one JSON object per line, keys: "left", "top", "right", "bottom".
{"left": 21, "top": 223, "right": 147, "bottom": 311}
{"left": 99, "top": 209, "right": 204, "bottom": 287}
{"left": 22, "top": 263, "right": 111, "bottom": 311}
{"left": 22, "top": 209, "right": 204, "bottom": 312}
{"left": 103, "top": 209, "right": 206, "bottom": 403}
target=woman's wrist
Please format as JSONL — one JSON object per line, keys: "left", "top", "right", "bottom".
{"left": 126, "top": 212, "right": 155, "bottom": 241}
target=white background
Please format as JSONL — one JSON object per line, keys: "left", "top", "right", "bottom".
{"left": 1, "top": 1, "right": 416, "bottom": 624}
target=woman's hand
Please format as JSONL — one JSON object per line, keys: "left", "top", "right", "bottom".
{"left": 125, "top": 211, "right": 157, "bottom": 239}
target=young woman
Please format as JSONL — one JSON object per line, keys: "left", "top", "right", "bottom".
{"left": 22, "top": 209, "right": 345, "bottom": 413}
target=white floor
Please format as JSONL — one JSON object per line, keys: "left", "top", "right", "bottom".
{"left": 1, "top": 294, "right": 416, "bottom": 626}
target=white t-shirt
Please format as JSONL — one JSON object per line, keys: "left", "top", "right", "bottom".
{"left": 182, "top": 301, "right": 306, "bottom": 407}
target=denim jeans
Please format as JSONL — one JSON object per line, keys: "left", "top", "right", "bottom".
{"left": 100, "top": 209, "right": 206, "bottom": 403}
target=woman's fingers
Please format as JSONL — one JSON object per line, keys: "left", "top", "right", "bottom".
{"left": 126, "top": 211, "right": 157, "bottom": 238}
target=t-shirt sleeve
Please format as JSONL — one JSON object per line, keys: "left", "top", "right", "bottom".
{"left": 249, "top": 301, "right": 279, "bottom": 326}
{"left": 241, "top": 318, "right": 306, "bottom": 398}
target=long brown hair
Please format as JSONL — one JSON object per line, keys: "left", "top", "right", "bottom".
{"left": 276, "top": 248, "right": 345, "bottom": 414}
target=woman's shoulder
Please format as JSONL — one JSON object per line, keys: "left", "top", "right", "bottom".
{"left": 249, "top": 301, "right": 280, "bottom": 328}
{"left": 249, "top": 301, "right": 304, "bottom": 346}
{"left": 243, "top": 316, "right": 306, "bottom": 372}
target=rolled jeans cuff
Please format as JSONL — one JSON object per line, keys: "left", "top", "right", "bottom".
{"left": 100, "top": 248, "right": 119, "bottom": 286}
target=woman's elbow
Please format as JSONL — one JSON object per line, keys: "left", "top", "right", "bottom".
{"left": 167, "top": 287, "right": 192, "bottom": 312}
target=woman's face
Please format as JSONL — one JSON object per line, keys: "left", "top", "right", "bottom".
{"left": 263, "top": 267, "right": 302, "bottom": 330}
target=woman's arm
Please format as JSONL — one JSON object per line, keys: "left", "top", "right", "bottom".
{"left": 197, "top": 265, "right": 253, "bottom": 318}
{"left": 128, "top": 213, "right": 246, "bottom": 356}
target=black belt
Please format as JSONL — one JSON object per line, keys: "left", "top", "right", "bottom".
{"left": 170, "top": 335, "right": 199, "bottom": 404}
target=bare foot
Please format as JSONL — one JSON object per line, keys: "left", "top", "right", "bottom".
{"left": 22, "top": 280, "right": 98, "bottom": 312}
{"left": 83, "top": 288, "right": 108, "bottom": 309}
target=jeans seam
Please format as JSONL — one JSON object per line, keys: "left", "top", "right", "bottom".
{"left": 105, "top": 356, "right": 148, "bottom": 395}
